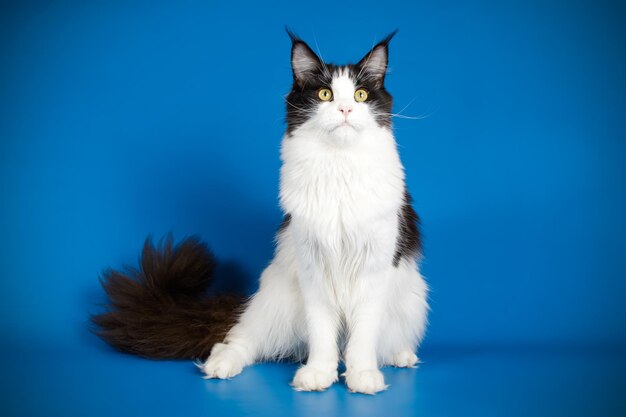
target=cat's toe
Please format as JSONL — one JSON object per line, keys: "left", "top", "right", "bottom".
{"left": 344, "top": 369, "right": 387, "bottom": 395}
{"left": 201, "top": 349, "right": 244, "bottom": 379}
{"left": 292, "top": 366, "right": 338, "bottom": 392}
{"left": 391, "top": 351, "right": 419, "bottom": 368}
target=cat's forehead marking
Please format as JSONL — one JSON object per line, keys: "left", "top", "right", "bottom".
{"left": 331, "top": 69, "right": 356, "bottom": 100}
{"left": 330, "top": 66, "right": 356, "bottom": 81}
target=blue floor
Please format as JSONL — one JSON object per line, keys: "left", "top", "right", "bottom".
{"left": 2, "top": 339, "right": 625, "bottom": 417}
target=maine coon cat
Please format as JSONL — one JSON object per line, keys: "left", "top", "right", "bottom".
{"left": 93, "top": 30, "right": 428, "bottom": 395}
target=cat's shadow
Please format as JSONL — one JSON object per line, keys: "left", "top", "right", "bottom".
{"left": 210, "top": 259, "right": 250, "bottom": 296}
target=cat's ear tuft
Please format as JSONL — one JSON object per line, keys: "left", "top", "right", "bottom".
{"left": 286, "top": 28, "right": 322, "bottom": 87}
{"left": 356, "top": 30, "right": 398, "bottom": 86}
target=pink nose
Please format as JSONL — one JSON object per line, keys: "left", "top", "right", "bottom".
{"left": 338, "top": 105, "right": 352, "bottom": 116}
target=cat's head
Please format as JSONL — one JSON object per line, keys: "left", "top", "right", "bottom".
{"left": 285, "top": 30, "right": 396, "bottom": 144}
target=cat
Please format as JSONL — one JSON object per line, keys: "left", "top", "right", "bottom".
{"left": 92, "top": 30, "right": 428, "bottom": 395}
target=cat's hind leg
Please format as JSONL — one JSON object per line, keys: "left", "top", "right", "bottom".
{"left": 202, "top": 261, "right": 303, "bottom": 379}
{"left": 379, "top": 263, "right": 428, "bottom": 369}
{"left": 388, "top": 350, "right": 419, "bottom": 368}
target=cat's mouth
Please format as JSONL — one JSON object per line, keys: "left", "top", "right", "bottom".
{"left": 331, "top": 121, "right": 355, "bottom": 132}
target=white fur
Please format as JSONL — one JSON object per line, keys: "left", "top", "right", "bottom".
{"left": 202, "top": 71, "right": 428, "bottom": 394}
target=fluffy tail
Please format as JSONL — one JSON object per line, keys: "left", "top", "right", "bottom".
{"left": 91, "top": 235, "right": 242, "bottom": 360}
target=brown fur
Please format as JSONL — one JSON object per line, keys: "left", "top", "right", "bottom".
{"left": 91, "top": 235, "right": 243, "bottom": 360}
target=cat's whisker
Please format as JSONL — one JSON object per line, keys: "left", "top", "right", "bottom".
{"left": 392, "top": 114, "right": 427, "bottom": 120}
{"left": 369, "top": 98, "right": 433, "bottom": 121}
{"left": 283, "top": 96, "right": 316, "bottom": 114}
{"left": 393, "top": 107, "right": 438, "bottom": 120}
{"left": 356, "top": 36, "right": 379, "bottom": 80}
{"left": 373, "top": 111, "right": 429, "bottom": 120}
{"left": 313, "top": 36, "right": 333, "bottom": 81}
{"left": 394, "top": 98, "right": 416, "bottom": 116}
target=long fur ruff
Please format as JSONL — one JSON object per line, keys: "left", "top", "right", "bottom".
{"left": 91, "top": 236, "right": 242, "bottom": 360}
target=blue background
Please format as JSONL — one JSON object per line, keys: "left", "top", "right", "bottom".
{"left": 1, "top": 0, "right": 625, "bottom": 416}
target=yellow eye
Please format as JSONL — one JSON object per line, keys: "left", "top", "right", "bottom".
{"left": 354, "top": 89, "right": 368, "bottom": 102}
{"left": 318, "top": 88, "right": 333, "bottom": 101}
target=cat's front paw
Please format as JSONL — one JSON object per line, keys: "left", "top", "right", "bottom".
{"left": 344, "top": 369, "right": 388, "bottom": 395}
{"left": 200, "top": 343, "right": 245, "bottom": 379}
{"left": 292, "top": 365, "right": 338, "bottom": 392}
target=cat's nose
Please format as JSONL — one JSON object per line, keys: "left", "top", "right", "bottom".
{"left": 338, "top": 105, "right": 352, "bottom": 116}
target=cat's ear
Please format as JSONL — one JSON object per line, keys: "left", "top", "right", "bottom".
{"left": 356, "top": 30, "right": 397, "bottom": 86}
{"left": 287, "top": 29, "right": 323, "bottom": 87}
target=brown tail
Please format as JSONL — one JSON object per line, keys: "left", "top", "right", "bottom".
{"left": 91, "top": 235, "right": 243, "bottom": 360}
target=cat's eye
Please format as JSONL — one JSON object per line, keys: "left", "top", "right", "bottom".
{"left": 354, "top": 89, "right": 369, "bottom": 102}
{"left": 318, "top": 88, "right": 333, "bottom": 101}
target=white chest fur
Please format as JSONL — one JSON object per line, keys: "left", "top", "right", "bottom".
{"left": 279, "top": 127, "right": 405, "bottom": 266}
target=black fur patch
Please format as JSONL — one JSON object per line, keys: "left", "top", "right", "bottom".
{"left": 91, "top": 235, "right": 242, "bottom": 360}
{"left": 285, "top": 31, "right": 394, "bottom": 134}
{"left": 278, "top": 213, "right": 291, "bottom": 234}
{"left": 393, "top": 190, "right": 422, "bottom": 267}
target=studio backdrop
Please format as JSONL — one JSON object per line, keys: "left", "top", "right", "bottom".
{"left": 1, "top": 1, "right": 625, "bottom": 416}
